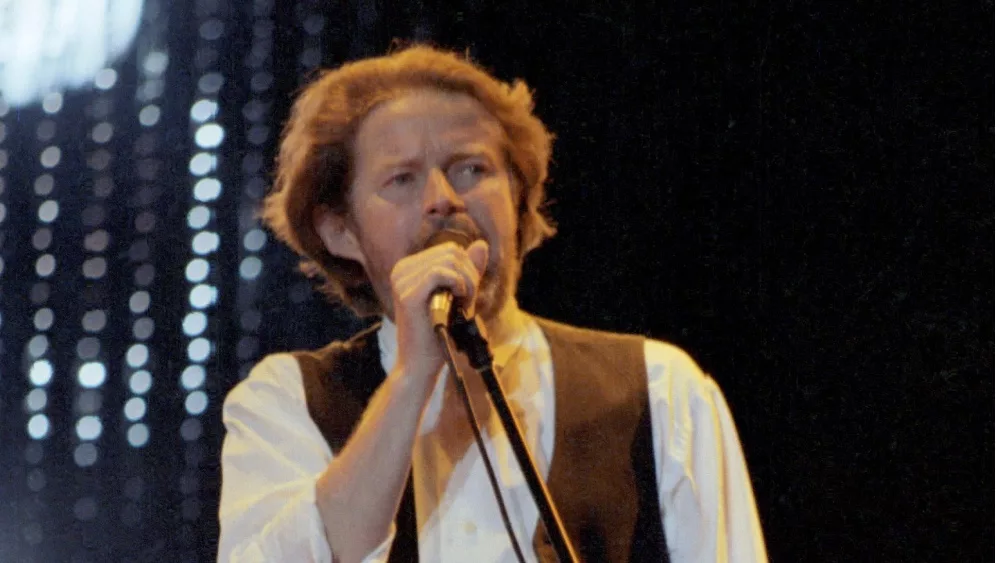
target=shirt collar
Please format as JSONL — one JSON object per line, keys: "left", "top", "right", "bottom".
{"left": 375, "top": 305, "right": 531, "bottom": 376}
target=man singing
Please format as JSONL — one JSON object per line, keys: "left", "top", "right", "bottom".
{"left": 218, "top": 44, "right": 768, "bottom": 562}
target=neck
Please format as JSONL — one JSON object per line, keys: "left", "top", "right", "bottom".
{"left": 480, "top": 298, "right": 525, "bottom": 347}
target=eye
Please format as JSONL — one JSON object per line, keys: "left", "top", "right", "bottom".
{"left": 459, "top": 162, "right": 488, "bottom": 177}
{"left": 451, "top": 161, "right": 490, "bottom": 186}
{"left": 386, "top": 171, "right": 415, "bottom": 187}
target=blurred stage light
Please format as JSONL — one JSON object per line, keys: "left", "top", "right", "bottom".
{"left": 0, "top": 0, "right": 144, "bottom": 107}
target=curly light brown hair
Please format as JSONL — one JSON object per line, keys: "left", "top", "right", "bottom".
{"left": 260, "top": 44, "right": 556, "bottom": 317}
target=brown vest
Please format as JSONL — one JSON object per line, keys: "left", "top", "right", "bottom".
{"left": 294, "top": 317, "right": 669, "bottom": 562}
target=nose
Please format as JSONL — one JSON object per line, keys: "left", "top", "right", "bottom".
{"left": 423, "top": 168, "right": 465, "bottom": 217}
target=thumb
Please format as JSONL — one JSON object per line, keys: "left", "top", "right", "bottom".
{"left": 467, "top": 240, "right": 489, "bottom": 276}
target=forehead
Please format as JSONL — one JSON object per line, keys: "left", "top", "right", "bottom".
{"left": 352, "top": 89, "right": 505, "bottom": 165}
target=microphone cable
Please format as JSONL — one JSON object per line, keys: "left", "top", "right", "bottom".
{"left": 434, "top": 324, "right": 528, "bottom": 563}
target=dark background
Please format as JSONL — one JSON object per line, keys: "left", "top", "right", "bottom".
{"left": 0, "top": 0, "right": 991, "bottom": 561}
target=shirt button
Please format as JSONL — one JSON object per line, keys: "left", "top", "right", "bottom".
{"left": 463, "top": 520, "right": 477, "bottom": 535}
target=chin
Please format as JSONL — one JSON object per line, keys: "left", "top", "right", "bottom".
{"left": 475, "top": 270, "right": 512, "bottom": 322}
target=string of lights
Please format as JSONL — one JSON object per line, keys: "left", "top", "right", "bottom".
{"left": 235, "top": 0, "right": 275, "bottom": 381}
{"left": 176, "top": 0, "right": 232, "bottom": 552}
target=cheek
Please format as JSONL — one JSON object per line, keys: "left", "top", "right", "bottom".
{"left": 476, "top": 196, "right": 518, "bottom": 265}
{"left": 353, "top": 207, "right": 413, "bottom": 275}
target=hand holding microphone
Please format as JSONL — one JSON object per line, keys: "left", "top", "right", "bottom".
{"left": 428, "top": 229, "right": 481, "bottom": 328}
{"left": 387, "top": 228, "right": 489, "bottom": 387}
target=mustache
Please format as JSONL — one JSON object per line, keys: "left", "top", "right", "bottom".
{"left": 414, "top": 217, "right": 485, "bottom": 252}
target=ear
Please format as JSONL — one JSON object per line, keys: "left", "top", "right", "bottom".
{"left": 313, "top": 205, "right": 366, "bottom": 266}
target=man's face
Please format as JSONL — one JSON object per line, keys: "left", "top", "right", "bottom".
{"left": 334, "top": 88, "right": 520, "bottom": 321}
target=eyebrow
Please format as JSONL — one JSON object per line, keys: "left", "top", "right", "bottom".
{"left": 373, "top": 147, "right": 498, "bottom": 173}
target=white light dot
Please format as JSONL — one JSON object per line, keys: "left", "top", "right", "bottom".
{"left": 188, "top": 153, "right": 216, "bottom": 176}
{"left": 82, "top": 257, "right": 107, "bottom": 279}
{"left": 76, "top": 390, "right": 102, "bottom": 415}
{"left": 139, "top": 105, "right": 161, "bottom": 127}
{"left": 26, "top": 389, "right": 47, "bottom": 412}
{"left": 185, "top": 391, "right": 209, "bottom": 415}
{"left": 76, "top": 416, "right": 103, "bottom": 440}
{"left": 144, "top": 51, "right": 169, "bottom": 75}
{"left": 185, "top": 259, "right": 210, "bottom": 282}
{"left": 198, "top": 73, "right": 224, "bottom": 94}
{"left": 74, "top": 443, "right": 98, "bottom": 467}
{"left": 239, "top": 256, "right": 263, "bottom": 280}
{"left": 35, "top": 254, "right": 56, "bottom": 277}
{"left": 126, "top": 344, "right": 149, "bottom": 368}
{"left": 193, "top": 178, "right": 222, "bottom": 201}
{"left": 40, "top": 146, "right": 61, "bottom": 168}
{"left": 95, "top": 68, "right": 118, "bottom": 90}
{"left": 134, "top": 264, "right": 155, "bottom": 286}
{"left": 243, "top": 229, "right": 266, "bottom": 251}
{"left": 190, "top": 100, "right": 219, "bottom": 123}
{"left": 199, "top": 18, "right": 225, "bottom": 40}
{"left": 78, "top": 362, "right": 107, "bottom": 388}
{"left": 180, "top": 418, "right": 202, "bottom": 441}
{"left": 129, "top": 291, "right": 151, "bottom": 314}
{"left": 187, "top": 338, "right": 211, "bottom": 362}
{"left": 124, "top": 397, "right": 147, "bottom": 421}
{"left": 38, "top": 200, "right": 59, "bottom": 223}
{"left": 42, "top": 93, "right": 63, "bottom": 114}
{"left": 183, "top": 312, "right": 208, "bottom": 336}
{"left": 192, "top": 231, "right": 220, "bottom": 255}
{"left": 139, "top": 79, "right": 165, "bottom": 101}
{"left": 28, "top": 414, "right": 50, "bottom": 439}
{"left": 88, "top": 149, "right": 111, "bottom": 171}
{"left": 189, "top": 284, "right": 218, "bottom": 309}
{"left": 130, "top": 370, "right": 153, "bottom": 394}
{"left": 76, "top": 336, "right": 100, "bottom": 359}
{"left": 34, "top": 174, "right": 54, "bottom": 195}
{"left": 82, "top": 309, "right": 107, "bottom": 333}
{"left": 187, "top": 206, "right": 211, "bottom": 229}
{"left": 181, "top": 365, "right": 206, "bottom": 390}
{"left": 28, "top": 335, "right": 49, "bottom": 358}
{"left": 195, "top": 123, "right": 225, "bottom": 149}
{"left": 92, "top": 122, "right": 113, "bottom": 144}
{"left": 34, "top": 308, "right": 55, "bottom": 330}
{"left": 84, "top": 230, "right": 110, "bottom": 252}
{"left": 29, "top": 360, "right": 53, "bottom": 386}
{"left": 128, "top": 423, "right": 150, "bottom": 447}
{"left": 133, "top": 317, "right": 155, "bottom": 340}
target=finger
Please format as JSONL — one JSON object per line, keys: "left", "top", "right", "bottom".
{"left": 391, "top": 241, "right": 465, "bottom": 282}
{"left": 401, "top": 246, "right": 480, "bottom": 292}
{"left": 466, "top": 240, "right": 489, "bottom": 276}
{"left": 410, "top": 266, "right": 468, "bottom": 301}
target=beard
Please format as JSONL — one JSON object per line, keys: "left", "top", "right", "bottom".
{"left": 411, "top": 216, "right": 514, "bottom": 322}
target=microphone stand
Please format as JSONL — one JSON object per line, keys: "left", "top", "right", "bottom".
{"left": 446, "top": 312, "right": 581, "bottom": 563}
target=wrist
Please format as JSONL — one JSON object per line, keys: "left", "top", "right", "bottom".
{"left": 385, "top": 363, "right": 440, "bottom": 401}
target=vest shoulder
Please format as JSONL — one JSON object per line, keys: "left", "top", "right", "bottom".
{"left": 531, "top": 315, "right": 644, "bottom": 346}
{"left": 287, "top": 322, "right": 382, "bottom": 376}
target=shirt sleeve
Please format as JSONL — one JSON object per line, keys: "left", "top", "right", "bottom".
{"left": 645, "top": 340, "right": 768, "bottom": 563}
{"left": 217, "top": 353, "right": 396, "bottom": 562}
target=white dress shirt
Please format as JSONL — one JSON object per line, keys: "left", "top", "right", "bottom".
{"left": 218, "top": 311, "right": 767, "bottom": 562}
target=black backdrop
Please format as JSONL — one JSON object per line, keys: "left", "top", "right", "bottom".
{"left": 0, "top": 0, "right": 991, "bottom": 561}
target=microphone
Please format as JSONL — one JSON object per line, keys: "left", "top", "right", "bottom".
{"left": 426, "top": 228, "right": 474, "bottom": 328}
